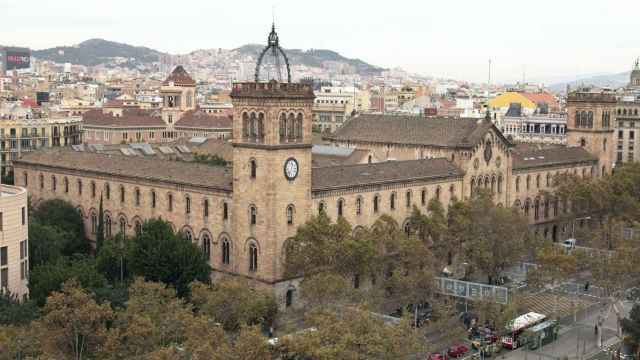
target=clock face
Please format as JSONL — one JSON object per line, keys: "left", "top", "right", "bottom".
{"left": 284, "top": 158, "right": 299, "bottom": 180}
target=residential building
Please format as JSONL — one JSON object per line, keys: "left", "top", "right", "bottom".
{"left": 0, "top": 184, "right": 29, "bottom": 300}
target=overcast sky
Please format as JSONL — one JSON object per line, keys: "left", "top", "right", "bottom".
{"left": 1, "top": 0, "right": 639, "bottom": 83}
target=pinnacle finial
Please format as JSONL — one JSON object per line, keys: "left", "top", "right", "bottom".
{"left": 635, "top": 57, "right": 640, "bottom": 70}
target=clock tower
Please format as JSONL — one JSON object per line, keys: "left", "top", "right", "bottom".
{"left": 229, "top": 25, "right": 315, "bottom": 293}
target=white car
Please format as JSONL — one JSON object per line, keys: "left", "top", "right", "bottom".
{"left": 562, "top": 238, "right": 576, "bottom": 250}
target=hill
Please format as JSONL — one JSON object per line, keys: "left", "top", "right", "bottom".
{"left": 32, "top": 39, "right": 166, "bottom": 68}
{"left": 549, "top": 71, "right": 631, "bottom": 92}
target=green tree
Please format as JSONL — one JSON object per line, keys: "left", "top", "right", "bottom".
{"left": 27, "top": 222, "right": 68, "bottom": 269}
{"left": 190, "top": 279, "right": 277, "bottom": 332}
{"left": 38, "top": 280, "right": 114, "bottom": 360}
{"left": 28, "top": 256, "right": 107, "bottom": 306}
{"left": 31, "top": 199, "right": 89, "bottom": 256}
{"left": 621, "top": 304, "right": 640, "bottom": 352}
{"left": 0, "top": 293, "right": 39, "bottom": 326}
{"left": 129, "top": 219, "right": 210, "bottom": 296}
{"left": 97, "top": 234, "right": 132, "bottom": 284}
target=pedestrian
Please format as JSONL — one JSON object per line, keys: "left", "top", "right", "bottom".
{"left": 594, "top": 323, "right": 598, "bottom": 336}
{"left": 584, "top": 282, "right": 590, "bottom": 292}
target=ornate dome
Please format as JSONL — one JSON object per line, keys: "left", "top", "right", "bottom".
{"left": 254, "top": 24, "right": 291, "bottom": 83}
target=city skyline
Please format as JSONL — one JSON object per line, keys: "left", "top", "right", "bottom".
{"left": 2, "top": 0, "right": 639, "bottom": 83}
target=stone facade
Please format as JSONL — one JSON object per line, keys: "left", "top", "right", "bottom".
{"left": 0, "top": 185, "right": 29, "bottom": 299}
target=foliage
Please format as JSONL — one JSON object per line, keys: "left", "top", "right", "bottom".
{"left": 528, "top": 241, "right": 577, "bottom": 291}
{"left": 96, "top": 234, "right": 133, "bottom": 284}
{"left": 37, "top": 280, "right": 114, "bottom": 360}
{"left": 0, "top": 292, "right": 39, "bottom": 326}
{"left": 453, "top": 191, "right": 530, "bottom": 284}
{"left": 276, "top": 306, "right": 426, "bottom": 359}
{"left": 31, "top": 199, "right": 90, "bottom": 256}
{"left": 193, "top": 153, "right": 229, "bottom": 167}
{"left": 27, "top": 222, "right": 69, "bottom": 269}
{"left": 622, "top": 304, "right": 640, "bottom": 347}
{"left": 190, "top": 279, "right": 278, "bottom": 332}
{"left": 28, "top": 255, "right": 107, "bottom": 306}
{"left": 0, "top": 324, "right": 42, "bottom": 359}
{"left": 129, "top": 219, "right": 210, "bottom": 296}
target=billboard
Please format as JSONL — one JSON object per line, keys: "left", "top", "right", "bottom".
{"left": 437, "top": 277, "right": 509, "bottom": 304}
{"left": 2, "top": 47, "right": 31, "bottom": 71}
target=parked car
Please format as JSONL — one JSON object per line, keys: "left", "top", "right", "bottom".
{"left": 427, "top": 353, "right": 449, "bottom": 360}
{"left": 447, "top": 343, "right": 469, "bottom": 357}
{"left": 562, "top": 238, "right": 576, "bottom": 251}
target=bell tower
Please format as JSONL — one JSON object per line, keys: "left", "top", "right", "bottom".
{"left": 229, "top": 25, "right": 315, "bottom": 290}
{"left": 566, "top": 89, "right": 616, "bottom": 175}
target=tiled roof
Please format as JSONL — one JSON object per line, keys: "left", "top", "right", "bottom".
{"left": 521, "top": 93, "right": 559, "bottom": 109}
{"left": 83, "top": 109, "right": 166, "bottom": 128}
{"left": 311, "top": 158, "right": 463, "bottom": 192}
{"left": 15, "top": 149, "right": 232, "bottom": 192}
{"left": 163, "top": 65, "right": 196, "bottom": 86}
{"left": 174, "top": 110, "right": 232, "bottom": 129}
{"left": 512, "top": 144, "right": 597, "bottom": 170}
{"left": 326, "top": 114, "right": 495, "bottom": 148}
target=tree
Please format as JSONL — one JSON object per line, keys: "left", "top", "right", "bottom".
{"left": 31, "top": 199, "right": 89, "bottom": 256}
{"left": 38, "top": 280, "right": 113, "bottom": 360}
{"left": 277, "top": 306, "right": 426, "bottom": 359}
{"left": 621, "top": 304, "right": 640, "bottom": 352}
{"left": 190, "top": 279, "right": 277, "bottom": 332}
{"left": 28, "top": 256, "right": 107, "bottom": 306}
{"left": 27, "top": 222, "right": 68, "bottom": 269}
{"left": 0, "top": 292, "right": 39, "bottom": 326}
{"left": 97, "top": 234, "right": 132, "bottom": 284}
{"left": 129, "top": 219, "right": 210, "bottom": 296}
{"left": 454, "top": 191, "right": 529, "bottom": 284}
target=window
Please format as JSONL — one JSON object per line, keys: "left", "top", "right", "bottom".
{"left": 223, "top": 202, "right": 229, "bottom": 220}
{"left": 249, "top": 243, "right": 258, "bottom": 272}
{"left": 168, "top": 194, "right": 173, "bottom": 211}
{"left": 91, "top": 213, "right": 97, "bottom": 234}
{"left": 546, "top": 173, "right": 551, "bottom": 187}
{"left": 497, "top": 175, "right": 503, "bottom": 193}
{"left": 135, "top": 220, "right": 142, "bottom": 235}
{"left": 580, "top": 138, "right": 586, "bottom": 147}
{"left": 119, "top": 186, "right": 125, "bottom": 203}
{"left": 105, "top": 183, "right": 110, "bottom": 199}
{"left": 534, "top": 199, "right": 540, "bottom": 220}
{"left": 373, "top": 195, "right": 379, "bottom": 213}
{"left": 222, "top": 238, "right": 230, "bottom": 265}
{"left": 337, "top": 199, "right": 344, "bottom": 217}
{"left": 250, "top": 206, "right": 257, "bottom": 225}
{"left": 151, "top": 191, "right": 156, "bottom": 208}
{"left": 435, "top": 187, "right": 441, "bottom": 200}
{"left": 22, "top": 172, "right": 27, "bottom": 187}
{"left": 119, "top": 217, "right": 126, "bottom": 235}
{"left": 250, "top": 159, "right": 257, "bottom": 179}
{"left": 287, "top": 205, "right": 294, "bottom": 225}
{"left": 536, "top": 175, "right": 541, "bottom": 188}
{"left": 355, "top": 197, "right": 362, "bottom": 215}
{"left": 204, "top": 199, "right": 209, "bottom": 218}
{"left": 135, "top": 189, "right": 140, "bottom": 206}
{"left": 0, "top": 213, "right": 3, "bottom": 231}
{"left": 390, "top": 193, "right": 396, "bottom": 210}
{"left": 405, "top": 191, "right": 411, "bottom": 208}
{"left": 19, "top": 240, "right": 27, "bottom": 280}
{"left": 526, "top": 175, "right": 531, "bottom": 190}
{"left": 403, "top": 222, "right": 411, "bottom": 236}
{"left": 421, "top": 189, "right": 426, "bottom": 205}
{"left": 1, "top": 246, "right": 7, "bottom": 290}
{"left": 91, "top": 182, "right": 96, "bottom": 198}
{"left": 185, "top": 196, "right": 191, "bottom": 214}
{"left": 78, "top": 180, "right": 83, "bottom": 195}
{"left": 51, "top": 176, "right": 57, "bottom": 191}
{"left": 39, "top": 174, "right": 44, "bottom": 189}
{"left": 515, "top": 177, "right": 520, "bottom": 192}
{"left": 524, "top": 199, "right": 530, "bottom": 216}
{"left": 21, "top": 207, "right": 25, "bottom": 225}
{"left": 201, "top": 234, "right": 211, "bottom": 262}
{"left": 105, "top": 214, "right": 112, "bottom": 238}
{"left": 318, "top": 202, "right": 325, "bottom": 215}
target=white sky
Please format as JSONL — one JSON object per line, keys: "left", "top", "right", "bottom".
{"left": 1, "top": 0, "right": 639, "bottom": 83}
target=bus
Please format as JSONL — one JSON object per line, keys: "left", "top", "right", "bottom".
{"left": 501, "top": 312, "right": 546, "bottom": 350}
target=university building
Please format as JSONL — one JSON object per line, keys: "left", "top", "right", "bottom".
{"left": 12, "top": 27, "right": 615, "bottom": 308}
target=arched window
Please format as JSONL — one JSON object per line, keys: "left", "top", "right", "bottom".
{"left": 279, "top": 113, "right": 286, "bottom": 142}
{"left": 575, "top": 111, "right": 581, "bottom": 127}
{"left": 450, "top": 184, "right": 455, "bottom": 198}
{"left": 490, "top": 176, "right": 496, "bottom": 193}
{"left": 201, "top": 234, "right": 211, "bottom": 262}
{"left": 587, "top": 111, "right": 593, "bottom": 128}
{"left": 536, "top": 175, "right": 541, "bottom": 188}
{"left": 185, "top": 196, "right": 191, "bottom": 214}
{"left": 249, "top": 112, "right": 257, "bottom": 140}
{"left": 403, "top": 221, "right": 411, "bottom": 237}
{"left": 337, "top": 198, "right": 344, "bottom": 217}
{"left": 257, "top": 113, "right": 265, "bottom": 142}
{"left": 105, "top": 214, "right": 112, "bottom": 238}
{"left": 526, "top": 175, "right": 531, "bottom": 190}
{"left": 249, "top": 243, "right": 258, "bottom": 272}
{"left": 470, "top": 177, "right": 476, "bottom": 196}
{"left": 222, "top": 238, "right": 231, "bottom": 265}
{"left": 135, "top": 188, "right": 140, "bottom": 206}
{"left": 250, "top": 206, "right": 257, "bottom": 225}
{"left": 582, "top": 168, "right": 586, "bottom": 178}
{"left": 287, "top": 113, "right": 295, "bottom": 141}
{"left": 286, "top": 205, "right": 294, "bottom": 225}
{"left": 223, "top": 202, "right": 229, "bottom": 220}
{"left": 544, "top": 199, "right": 549, "bottom": 218}
{"left": 77, "top": 179, "right": 83, "bottom": 195}
{"left": 91, "top": 212, "right": 97, "bottom": 234}
{"left": 515, "top": 176, "right": 520, "bottom": 192}
{"left": 22, "top": 172, "right": 27, "bottom": 187}
{"left": 90, "top": 181, "right": 96, "bottom": 198}
{"left": 390, "top": 193, "right": 396, "bottom": 210}
{"left": 553, "top": 198, "right": 559, "bottom": 217}
{"left": 421, "top": 189, "right": 427, "bottom": 205}
{"left": 534, "top": 198, "right": 540, "bottom": 220}
{"left": 168, "top": 193, "right": 173, "bottom": 211}
{"left": 39, "top": 174, "right": 44, "bottom": 189}
{"left": 250, "top": 159, "right": 257, "bottom": 179}
{"left": 119, "top": 217, "right": 126, "bottom": 235}
{"left": 435, "top": 187, "right": 441, "bottom": 200}
{"left": 580, "top": 138, "right": 586, "bottom": 147}
{"left": 373, "top": 195, "right": 380, "bottom": 213}
{"left": 203, "top": 199, "right": 209, "bottom": 218}
{"left": 151, "top": 190, "right": 156, "bottom": 208}
{"left": 355, "top": 197, "right": 362, "bottom": 215}
{"left": 135, "top": 220, "right": 142, "bottom": 236}
{"left": 405, "top": 191, "right": 411, "bottom": 208}
{"left": 602, "top": 165, "right": 606, "bottom": 176}
{"left": 51, "top": 176, "right": 57, "bottom": 191}
{"left": 497, "top": 175, "right": 503, "bottom": 193}
{"left": 105, "top": 183, "right": 110, "bottom": 199}
{"left": 546, "top": 173, "right": 551, "bottom": 187}
{"left": 603, "top": 138, "right": 607, "bottom": 152}
{"left": 120, "top": 186, "right": 125, "bottom": 203}
{"left": 242, "top": 112, "right": 249, "bottom": 139}
{"left": 184, "top": 229, "right": 193, "bottom": 242}
{"left": 513, "top": 200, "right": 521, "bottom": 213}
{"left": 295, "top": 113, "right": 303, "bottom": 140}
{"left": 368, "top": 155, "right": 372, "bottom": 164}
